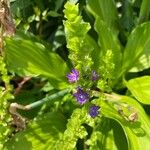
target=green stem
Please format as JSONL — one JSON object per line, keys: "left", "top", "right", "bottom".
{"left": 138, "top": 0, "right": 150, "bottom": 24}
{"left": 27, "top": 88, "right": 69, "bottom": 109}
{"left": 9, "top": 89, "right": 70, "bottom": 116}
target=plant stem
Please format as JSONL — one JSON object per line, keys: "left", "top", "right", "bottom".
{"left": 28, "top": 88, "right": 69, "bottom": 109}
{"left": 9, "top": 89, "right": 70, "bottom": 115}
{"left": 14, "top": 77, "right": 32, "bottom": 95}
{"left": 104, "top": 93, "right": 120, "bottom": 101}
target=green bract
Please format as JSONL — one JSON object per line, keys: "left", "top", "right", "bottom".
{"left": 64, "top": 2, "right": 93, "bottom": 72}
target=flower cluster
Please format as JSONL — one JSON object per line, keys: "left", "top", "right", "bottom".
{"left": 67, "top": 68, "right": 100, "bottom": 118}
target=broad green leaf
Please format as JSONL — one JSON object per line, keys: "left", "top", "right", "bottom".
{"left": 95, "top": 18, "right": 122, "bottom": 78}
{"left": 126, "top": 76, "right": 150, "bottom": 104}
{"left": 5, "top": 31, "right": 69, "bottom": 88}
{"left": 120, "top": 0, "right": 134, "bottom": 32}
{"left": 122, "top": 22, "right": 150, "bottom": 75}
{"left": 86, "top": 118, "right": 128, "bottom": 150}
{"left": 101, "top": 95, "right": 150, "bottom": 150}
{"left": 138, "top": 0, "right": 150, "bottom": 23}
{"left": 11, "top": 0, "right": 32, "bottom": 12}
{"left": 86, "top": 0, "right": 122, "bottom": 84}
{"left": 129, "top": 48, "right": 150, "bottom": 72}
{"left": 55, "top": 0, "right": 65, "bottom": 11}
{"left": 4, "top": 112, "right": 66, "bottom": 150}
{"left": 86, "top": 34, "right": 101, "bottom": 70}
{"left": 86, "top": 0, "right": 119, "bottom": 35}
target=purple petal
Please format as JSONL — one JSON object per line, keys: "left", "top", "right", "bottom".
{"left": 73, "top": 87, "right": 90, "bottom": 105}
{"left": 89, "top": 105, "right": 100, "bottom": 118}
{"left": 66, "top": 68, "right": 79, "bottom": 83}
{"left": 92, "top": 70, "right": 99, "bottom": 81}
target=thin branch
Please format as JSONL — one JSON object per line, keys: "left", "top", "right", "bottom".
{"left": 14, "top": 77, "right": 32, "bottom": 95}
{"left": 9, "top": 88, "right": 69, "bottom": 115}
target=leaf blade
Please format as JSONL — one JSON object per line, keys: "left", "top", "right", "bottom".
{"left": 101, "top": 96, "right": 150, "bottom": 150}
{"left": 122, "top": 22, "right": 150, "bottom": 74}
{"left": 126, "top": 76, "right": 150, "bottom": 104}
{"left": 5, "top": 31, "right": 69, "bottom": 88}
{"left": 4, "top": 112, "right": 66, "bottom": 150}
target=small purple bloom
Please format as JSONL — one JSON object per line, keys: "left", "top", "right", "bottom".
{"left": 89, "top": 105, "right": 100, "bottom": 118}
{"left": 92, "top": 71, "right": 99, "bottom": 81}
{"left": 67, "top": 69, "right": 79, "bottom": 83}
{"left": 73, "top": 87, "right": 90, "bottom": 105}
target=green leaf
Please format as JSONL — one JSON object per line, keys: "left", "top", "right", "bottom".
{"left": 4, "top": 112, "right": 66, "bottom": 150}
{"left": 86, "top": 0, "right": 119, "bottom": 35}
{"left": 55, "top": 0, "right": 65, "bottom": 11}
{"left": 125, "top": 76, "right": 150, "bottom": 104}
{"left": 86, "top": 118, "right": 128, "bottom": 150}
{"left": 138, "top": 0, "right": 150, "bottom": 23}
{"left": 120, "top": 0, "right": 134, "bottom": 32}
{"left": 101, "top": 95, "right": 150, "bottom": 150}
{"left": 86, "top": 34, "right": 101, "bottom": 70}
{"left": 129, "top": 48, "right": 150, "bottom": 72}
{"left": 87, "top": 0, "right": 122, "bottom": 83}
{"left": 5, "top": 31, "right": 69, "bottom": 88}
{"left": 122, "top": 22, "right": 150, "bottom": 75}
{"left": 94, "top": 18, "right": 122, "bottom": 78}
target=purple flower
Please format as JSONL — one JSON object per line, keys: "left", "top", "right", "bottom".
{"left": 67, "top": 69, "right": 79, "bottom": 83}
{"left": 89, "top": 105, "right": 100, "bottom": 118}
{"left": 92, "top": 71, "right": 99, "bottom": 81}
{"left": 73, "top": 87, "right": 90, "bottom": 105}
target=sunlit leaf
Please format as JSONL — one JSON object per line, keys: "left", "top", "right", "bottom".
{"left": 4, "top": 112, "right": 66, "bottom": 150}
{"left": 94, "top": 18, "right": 122, "bottom": 78}
{"left": 86, "top": 0, "right": 122, "bottom": 85}
{"left": 86, "top": 34, "right": 101, "bottom": 70}
{"left": 101, "top": 95, "right": 150, "bottom": 150}
{"left": 126, "top": 76, "right": 150, "bottom": 104}
{"left": 5, "top": 31, "right": 69, "bottom": 88}
{"left": 129, "top": 49, "right": 150, "bottom": 72}
{"left": 122, "top": 22, "right": 150, "bottom": 75}
{"left": 87, "top": 0, "right": 119, "bottom": 35}
{"left": 86, "top": 118, "right": 128, "bottom": 150}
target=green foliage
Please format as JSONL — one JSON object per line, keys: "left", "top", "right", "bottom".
{"left": 101, "top": 95, "right": 150, "bottom": 150}
{"left": 86, "top": 118, "right": 128, "bottom": 150}
{"left": 138, "top": 0, "right": 150, "bottom": 23}
{"left": 120, "top": 0, "right": 134, "bottom": 32}
{"left": 125, "top": 76, "right": 150, "bottom": 104}
{"left": 94, "top": 18, "right": 122, "bottom": 78}
{"left": 87, "top": 0, "right": 119, "bottom": 35}
{"left": 63, "top": 1, "right": 93, "bottom": 72}
{"left": 5, "top": 31, "right": 69, "bottom": 89}
{"left": 4, "top": 112, "right": 66, "bottom": 150}
{"left": 87, "top": 0, "right": 122, "bottom": 84}
{"left": 0, "top": 57, "right": 13, "bottom": 149}
{"left": 2, "top": 0, "right": 150, "bottom": 149}
{"left": 122, "top": 22, "right": 150, "bottom": 75}
{"left": 57, "top": 108, "right": 88, "bottom": 149}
